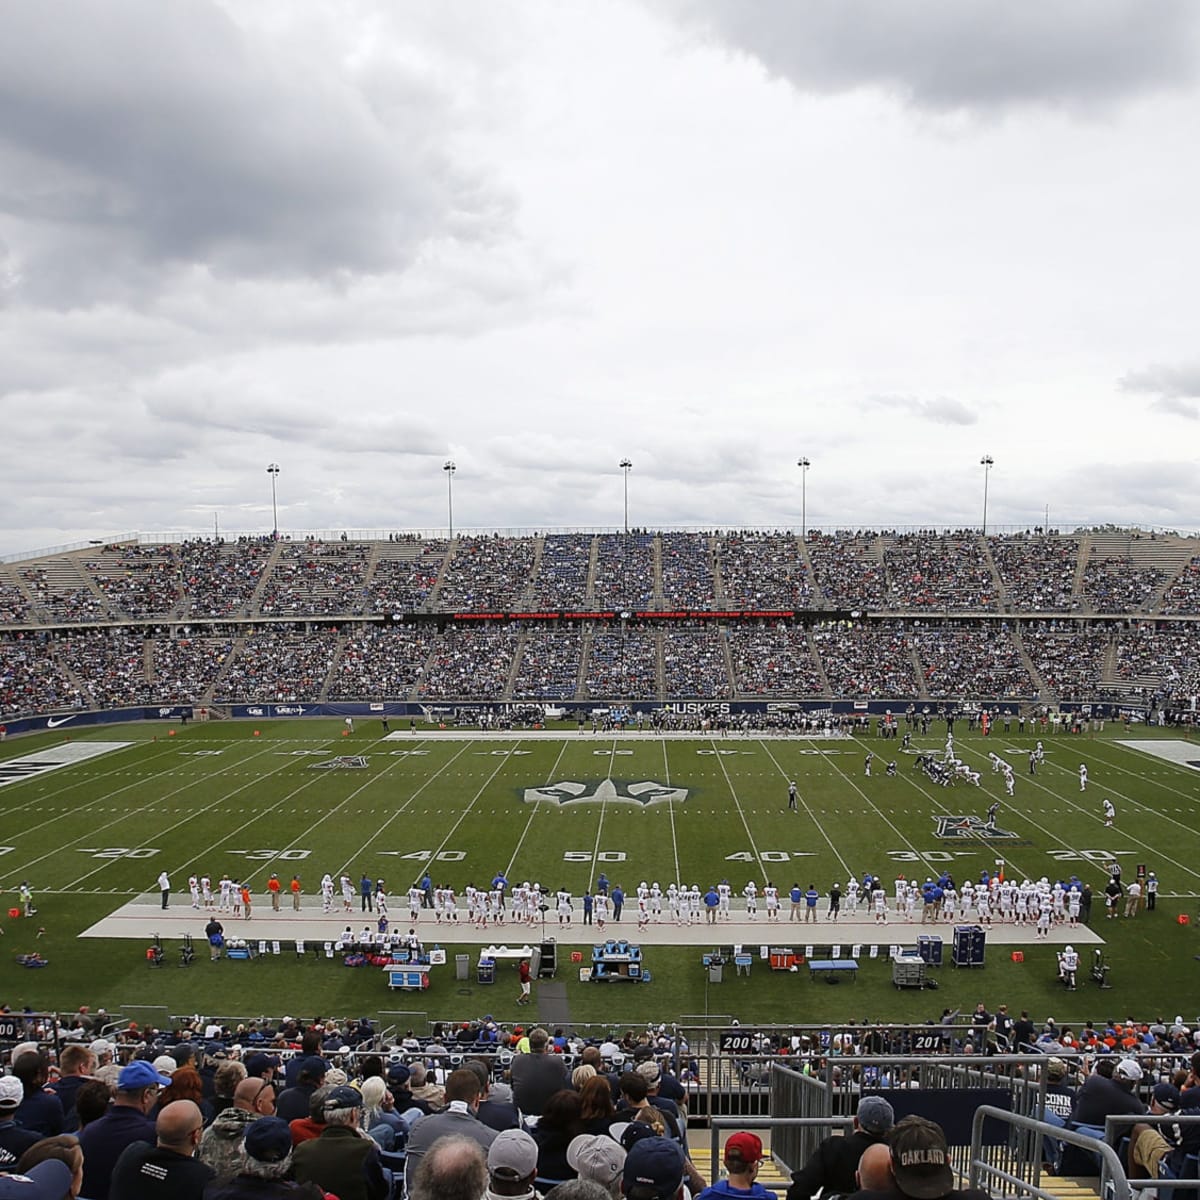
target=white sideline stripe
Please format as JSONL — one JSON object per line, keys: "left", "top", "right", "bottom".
{"left": 80, "top": 898, "right": 1110, "bottom": 945}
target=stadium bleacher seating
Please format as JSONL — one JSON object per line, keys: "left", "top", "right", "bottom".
{"left": 1, "top": 528, "right": 1199, "bottom": 717}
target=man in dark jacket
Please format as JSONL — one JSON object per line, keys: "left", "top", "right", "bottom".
{"left": 292, "top": 1085, "right": 388, "bottom": 1200}
{"left": 11, "top": 1049, "right": 64, "bottom": 1136}
{"left": 510, "top": 1028, "right": 569, "bottom": 1117}
{"left": 109, "top": 1099, "right": 215, "bottom": 1200}
{"left": 275, "top": 1058, "right": 328, "bottom": 1123}
{"left": 787, "top": 1096, "right": 895, "bottom": 1200}
{"left": 79, "top": 1059, "right": 172, "bottom": 1200}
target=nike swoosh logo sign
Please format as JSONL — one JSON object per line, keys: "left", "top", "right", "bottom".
{"left": 46, "top": 716, "right": 75, "bottom": 729}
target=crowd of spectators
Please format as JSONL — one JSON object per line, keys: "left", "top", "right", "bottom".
{"left": 218, "top": 628, "right": 342, "bottom": 702}
{"left": 364, "top": 540, "right": 448, "bottom": 614}
{"left": 511, "top": 628, "right": 585, "bottom": 700}
{"left": 910, "top": 623, "right": 1037, "bottom": 699}
{"left": 1159, "top": 556, "right": 1200, "bottom": 616}
{"left": 153, "top": 636, "right": 236, "bottom": 703}
{"left": 1076, "top": 556, "right": 1166, "bottom": 613}
{"left": 10, "top": 532, "right": 1200, "bottom": 623}
{"left": 810, "top": 620, "right": 918, "bottom": 696}
{"left": 177, "top": 539, "right": 274, "bottom": 619}
{"left": 805, "top": 532, "right": 888, "bottom": 609}
{"left": 584, "top": 628, "right": 658, "bottom": 698}
{"left": 417, "top": 626, "right": 522, "bottom": 699}
{"left": 989, "top": 534, "right": 1079, "bottom": 611}
{"left": 662, "top": 626, "right": 732, "bottom": 699}
{"left": 60, "top": 631, "right": 153, "bottom": 708}
{"left": 592, "top": 535, "right": 655, "bottom": 611}
{"left": 658, "top": 533, "right": 716, "bottom": 610}
{"left": 714, "top": 532, "right": 813, "bottom": 610}
{"left": 531, "top": 536, "right": 593, "bottom": 610}
{"left": 882, "top": 533, "right": 998, "bottom": 610}
{"left": 0, "top": 634, "right": 83, "bottom": 718}
{"left": 85, "top": 546, "right": 181, "bottom": 619}
{"left": 327, "top": 625, "right": 438, "bottom": 701}
{"left": 437, "top": 537, "right": 537, "bottom": 612}
{"left": 257, "top": 541, "right": 372, "bottom": 618}
{"left": 0, "top": 576, "right": 31, "bottom": 624}
{"left": 1022, "top": 621, "right": 1110, "bottom": 701}
{"left": 1114, "top": 624, "right": 1200, "bottom": 705}
{"left": 727, "top": 624, "right": 824, "bottom": 695}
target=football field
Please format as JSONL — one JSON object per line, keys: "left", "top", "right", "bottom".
{"left": 2, "top": 719, "right": 1198, "bottom": 1025}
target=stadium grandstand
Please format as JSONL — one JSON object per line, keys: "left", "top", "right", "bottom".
{"left": 1, "top": 527, "right": 1198, "bottom": 721}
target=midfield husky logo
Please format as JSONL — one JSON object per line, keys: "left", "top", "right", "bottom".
{"left": 523, "top": 778, "right": 688, "bottom": 806}
{"left": 309, "top": 756, "right": 369, "bottom": 770}
{"left": 935, "top": 815, "right": 1018, "bottom": 840}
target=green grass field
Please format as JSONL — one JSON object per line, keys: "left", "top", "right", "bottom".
{"left": 2, "top": 719, "right": 1198, "bottom": 1032}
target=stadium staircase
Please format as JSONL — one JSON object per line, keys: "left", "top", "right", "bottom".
{"left": 1012, "top": 628, "right": 1054, "bottom": 704}
{"left": 908, "top": 643, "right": 930, "bottom": 700}
{"left": 206, "top": 633, "right": 250, "bottom": 701}
{"left": 425, "top": 538, "right": 455, "bottom": 610}
{"left": 803, "top": 627, "right": 834, "bottom": 696}
{"left": 977, "top": 535, "right": 1008, "bottom": 608}
{"left": 318, "top": 630, "right": 350, "bottom": 700}
{"left": 245, "top": 540, "right": 285, "bottom": 615}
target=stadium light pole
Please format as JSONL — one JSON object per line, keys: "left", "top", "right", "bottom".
{"left": 980, "top": 455, "right": 994, "bottom": 537}
{"left": 444, "top": 460, "right": 456, "bottom": 541}
{"left": 266, "top": 463, "right": 280, "bottom": 539}
{"left": 619, "top": 458, "right": 632, "bottom": 534}
{"left": 797, "top": 457, "right": 811, "bottom": 540}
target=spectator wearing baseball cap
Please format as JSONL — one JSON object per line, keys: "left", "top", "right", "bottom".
{"left": 0, "top": 1159, "right": 73, "bottom": 1200}
{"left": 79, "top": 1059, "right": 173, "bottom": 1200}
{"left": 486, "top": 1129, "right": 540, "bottom": 1200}
{"left": 787, "top": 1095, "right": 895, "bottom": 1200}
{"left": 1122, "top": 1082, "right": 1191, "bottom": 1186}
{"left": 199, "top": 1074, "right": 280, "bottom": 1183}
{"left": 0, "top": 1075, "right": 42, "bottom": 1169}
{"left": 568, "top": 1133, "right": 627, "bottom": 1197}
{"left": 697, "top": 1132, "right": 776, "bottom": 1200}
{"left": 1070, "top": 1057, "right": 1147, "bottom": 1134}
{"left": 622, "top": 1137, "right": 686, "bottom": 1200}
{"left": 292, "top": 1085, "right": 388, "bottom": 1200}
{"left": 203, "top": 1116, "right": 326, "bottom": 1200}
{"left": 867, "top": 1115, "right": 992, "bottom": 1200}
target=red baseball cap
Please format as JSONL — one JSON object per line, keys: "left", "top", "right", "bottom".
{"left": 725, "top": 1132, "right": 763, "bottom": 1166}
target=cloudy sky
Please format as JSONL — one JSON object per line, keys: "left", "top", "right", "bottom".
{"left": 2, "top": 0, "right": 1199, "bottom": 556}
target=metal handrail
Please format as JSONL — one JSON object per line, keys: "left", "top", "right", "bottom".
{"left": 1103, "top": 1113, "right": 1200, "bottom": 1195}
{"left": 970, "top": 1104, "right": 1131, "bottom": 1200}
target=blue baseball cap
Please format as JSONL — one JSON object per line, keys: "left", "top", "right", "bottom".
{"left": 623, "top": 1137, "right": 685, "bottom": 1200}
{"left": 117, "top": 1059, "right": 173, "bottom": 1089}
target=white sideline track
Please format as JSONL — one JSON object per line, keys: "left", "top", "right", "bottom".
{"left": 81, "top": 895, "right": 1105, "bottom": 946}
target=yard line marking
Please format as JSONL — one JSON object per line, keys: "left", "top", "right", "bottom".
{"left": 663, "top": 740, "right": 682, "bottom": 886}
{"left": 821, "top": 740, "right": 926, "bottom": 865}
{"left": 507, "top": 739, "right": 570, "bottom": 880}
{"left": 850, "top": 736, "right": 1044, "bottom": 884}
{"left": 1076, "top": 740, "right": 1200, "bottom": 810}
{"left": 334, "top": 739, "right": 480, "bottom": 885}
{"left": 953, "top": 742, "right": 1200, "bottom": 885}
{"left": 710, "top": 738, "right": 766, "bottom": 880}
{"left": 757, "top": 740, "right": 852, "bottom": 878}
{"left": 421, "top": 741, "right": 529, "bottom": 882}
{"left": 55, "top": 743, "right": 305, "bottom": 890}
